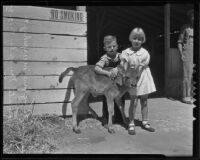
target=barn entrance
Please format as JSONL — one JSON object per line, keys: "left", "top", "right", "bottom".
{"left": 87, "top": 6, "right": 165, "bottom": 97}
{"left": 87, "top": 4, "right": 193, "bottom": 98}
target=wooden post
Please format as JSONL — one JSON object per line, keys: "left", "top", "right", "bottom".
{"left": 164, "top": 3, "right": 170, "bottom": 96}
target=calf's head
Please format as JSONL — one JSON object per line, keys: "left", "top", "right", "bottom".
{"left": 123, "top": 67, "right": 140, "bottom": 88}
{"left": 115, "top": 65, "right": 140, "bottom": 88}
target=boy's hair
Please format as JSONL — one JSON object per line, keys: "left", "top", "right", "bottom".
{"left": 129, "top": 27, "right": 146, "bottom": 43}
{"left": 103, "top": 35, "right": 117, "bottom": 46}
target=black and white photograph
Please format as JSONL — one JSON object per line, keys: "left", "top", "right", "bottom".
{"left": 2, "top": 2, "right": 199, "bottom": 157}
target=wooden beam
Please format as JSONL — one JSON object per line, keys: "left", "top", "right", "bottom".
{"left": 164, "top": 3, "right": 170, "bottom": 96}
{"left": 3, "top": 6, "right": 87, "bottom": 24}
{"left": 3, "top": 17, "right": 87, "bottom": 36}
{"left": 3, "top": 32, "right": 87, "bottom": 49}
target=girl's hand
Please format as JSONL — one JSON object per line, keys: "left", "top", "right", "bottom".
{"left": 137, "top": 65, "right": 143, "bottom": 77}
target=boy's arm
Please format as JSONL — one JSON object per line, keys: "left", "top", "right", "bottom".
{"left": 94, "top": 65, "right": 111, "bottom": 77}
{"left": 94, "top": 57, "right": 111, "bottom": 77}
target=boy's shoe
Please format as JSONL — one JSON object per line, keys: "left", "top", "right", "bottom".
{"left": 141, "top": 123, "right": 155, "bottom": 132}
{"left": 128, "top": 123, "right": 136, "bottom": 135}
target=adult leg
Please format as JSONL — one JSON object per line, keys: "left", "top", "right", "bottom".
{"left": 182, "top": 61, "right": 193, "bottom": 104}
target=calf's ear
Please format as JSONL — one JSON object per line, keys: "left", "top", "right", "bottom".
{"left": 117, "top": 65, "right": 125, "bottom": 74}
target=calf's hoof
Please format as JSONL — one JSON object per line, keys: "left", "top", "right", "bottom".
{"left": 128, "top": 129, "right": 136, "bottom": 135}
{"left": 73, "top": 128, "right": 81, "bottom": 134}
{"left": 128, "top": 124, "right": 136, "bottom": 135}
{"left": 108, "top": 128, "right": 115, "bottom": 134}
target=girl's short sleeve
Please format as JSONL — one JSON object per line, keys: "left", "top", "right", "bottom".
{"left": 139, "top": 49, "right": 150, "bottom": 66}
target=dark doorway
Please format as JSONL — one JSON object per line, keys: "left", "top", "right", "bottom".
{"left": 87, "top": 6, "right": 165, "bottom": 97}
{"left": 87, "top": 5, "right": 193, "bottom": 98}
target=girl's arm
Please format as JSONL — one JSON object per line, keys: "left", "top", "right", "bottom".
{"left": 139, "top": 51, "right": 150, "bottom": 67}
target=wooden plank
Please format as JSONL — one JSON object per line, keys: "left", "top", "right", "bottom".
{"left": 3, "top": 47, "right": 87, "bottom": 62}
{"left": 3, "top": 6, "right": 87, "bottom": 23}
{"left": 3, "top": 89, "right": 75, "bottom": 105}
{"left": 4, "top": 89, "right": 105, "bottom": 116}
{"left": 3, "top": 32, "right": 87, "bottom": 49}
{"left": 3, "top": 101, "right": 104, "bottom": 116}
{"left": 4, "top": 75, "right": 73, "bottom": 90}
{"left": 3, "top": 18, "right": 87, "bottom": 36}
{"left": 3, "top": 61, "right": 87, "bottom": 76}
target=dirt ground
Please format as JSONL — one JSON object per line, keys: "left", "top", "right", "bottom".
{"left": 52, "top": 98, "right": 194, "bottom": 156}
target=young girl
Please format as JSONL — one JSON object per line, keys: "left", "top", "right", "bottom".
{"left": 120, "top": 27, "right": 156, "bottom": 135}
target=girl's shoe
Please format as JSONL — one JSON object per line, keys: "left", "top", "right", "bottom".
{"left": 128, "top": 123, "right": 136, "bottom": 135}
{"left": 141, "top": 123, "right": 155, "bottom": 132}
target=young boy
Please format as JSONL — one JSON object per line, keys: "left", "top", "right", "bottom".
{"left": 94, "top": 35, "right": 123, "bottom": 124}
{"left": 95, "top": 35, "right": 120, "bottom": 79}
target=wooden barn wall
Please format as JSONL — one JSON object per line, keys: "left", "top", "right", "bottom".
{"left": 3, "top": 6, "right": 87, "bottom": 115}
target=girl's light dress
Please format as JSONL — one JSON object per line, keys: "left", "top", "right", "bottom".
{"left": 120, "top": 47, "right": 156, "bottom": 96}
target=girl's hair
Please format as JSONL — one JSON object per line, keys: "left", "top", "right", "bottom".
{"left": 103, "top": 35, "right": 117, "bottom": 45}
{"left": 129, "top": 28, "right": 146, "bottom": 43}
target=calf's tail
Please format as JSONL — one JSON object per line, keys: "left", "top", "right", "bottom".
{"left": 58, "top": 67, "right": 76, "bottom": 83}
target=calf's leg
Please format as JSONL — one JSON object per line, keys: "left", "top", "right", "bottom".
{"left": 71, "top": 91, "right": 86, "bottom": 134}
{"left": 105, "top": 96, "right": 115, "bottom": 134}
{"left": 115, "top": 97, "right": 128, "bottom": 127}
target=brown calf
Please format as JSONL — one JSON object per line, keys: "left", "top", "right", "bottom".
{"left": 59, "top": 65, "right": 139, "bottom": 134}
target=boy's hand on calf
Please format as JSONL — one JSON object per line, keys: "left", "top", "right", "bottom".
{"left": 109, "top": 67, "right": 118, "bottom": 79}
